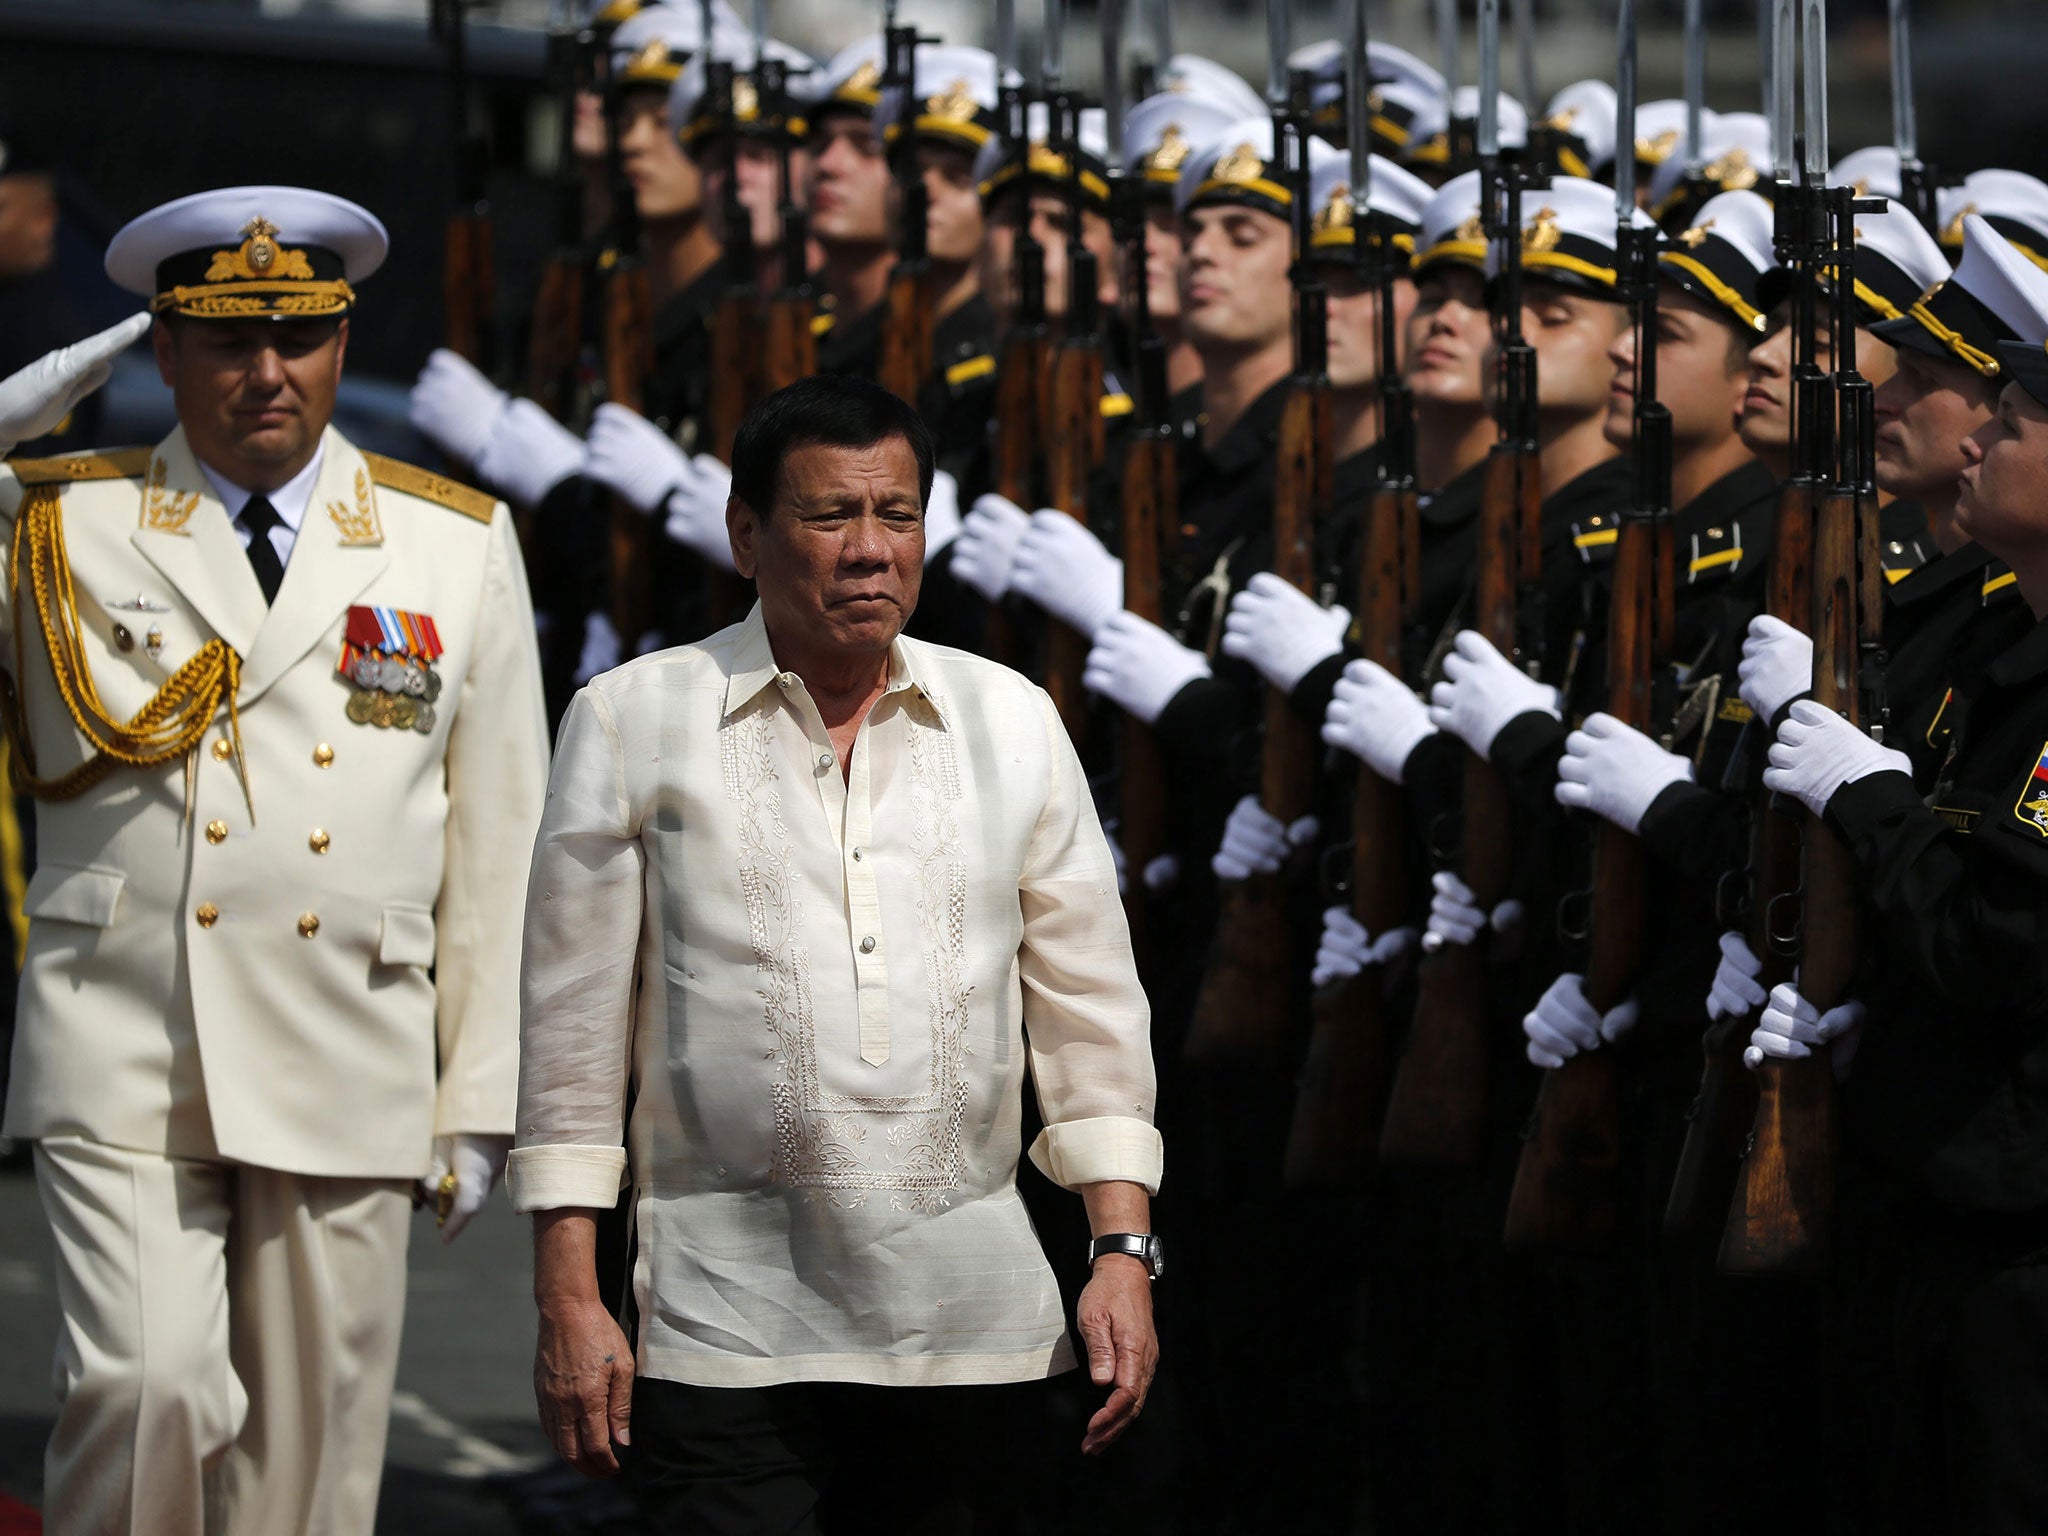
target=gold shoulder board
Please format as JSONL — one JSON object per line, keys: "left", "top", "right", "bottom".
{"left": 361, "top": 453, "right": 498, "bottom": 523}
{"left": 10, "top": 447, "right": 153, "bottom": 486}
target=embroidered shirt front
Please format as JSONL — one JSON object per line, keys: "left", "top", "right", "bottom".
{"left": 509, "top": 604, "right": 1161, "bottom": 1387}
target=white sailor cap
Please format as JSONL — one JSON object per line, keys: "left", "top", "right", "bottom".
{"left": 1305, "top": 151, "right": 1433, "bottom": 259}
{"left": 1936, "top": 169, "right": 2048, "bottom": 272}
{"left": 1412, "top": 168, "right": 1488, "bottom": 275}
{"left": 1176, "top": 115, "right": 1340, "bottom": 221}
{"left": 1159, "top": 54, "right": 1267, "bottom": 124}
{"left": 107, "top": 186, "right": 387, "bottom": 321}
{"left": 1658, "top": 189, "right": 1777, "bottom": 333}
{"left": 805, "top": 34, "right": 887, "bottom": 116}
{"left": 1873, "top": 213, "right": 2036, "bottom": 380}
{"left": 1408, "top": 87, "right": 1528, "bottom": 168}
{"left": 975, "top": 102, "right": 1112, "bottom": 209}
{"left": 1981, "top": 220, "right": 2048, "bottom": 405}
{"left": 1291, "top": 39, "right": 1446, "bottom": 158}
{"left": 611, "top": 2, "right": 745, "bottom": 90}
{"left": 1495, "top": 175, "right": 1656, "bottom": 295}
{"left": 1759, "top": 195, "right": 1949, "bottom": 329}
{"left": 1648, "top": 111, "right": 1770, "bottom": 221}
{"left": 1123, "top": 92, "right": 1239, "bottom": 194}
{"left": 874, "top": 45, "right": 1002, "bottom": 154}
{"left": 1633, "top": 100, "right": 1689, "bottom": 167}
{"left": 1537, "top": 81, "right": 1619, "bottom": 179}
{"left": 1830, "top": 146, "right": 1904, "bottom": 200}
{"left": 669, "top": 38, "right": 815, "bottom": 151}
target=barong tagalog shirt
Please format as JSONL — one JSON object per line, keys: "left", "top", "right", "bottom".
{"left": 509, "top": 603, "right": 1162, "bottom": 1388}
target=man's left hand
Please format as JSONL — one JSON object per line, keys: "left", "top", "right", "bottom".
{"left": 1076, "top": 1258, "right": 1157, "bottom": 1456}
{"left": 422, "top": 1133, "right": 511, "bottom": 1243}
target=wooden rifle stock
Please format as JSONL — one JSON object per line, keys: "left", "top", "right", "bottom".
{"left": 602, "top": 260, "right": 656, "bottom": 648}
{"left": 1182, "top": 379, "right": 1329, "bottom": 1062}
{"left": 1663, "top": 476, "right": 1814, "bottom": 1247}
{"left": 524, "top": 256, "right": 585, "bottom": 422}
{"left": 762, "top": 295, "right": 817, "bottom": 393}
{"left": 1378, "top": 445, "right": 1538, "bottom": 1164}
{"left": 1044, "top": 334, "right": 1105, "bottom": 743}
{"left": 1285, "top": 479, "right": 1416, "bottom": 1189}
{"left": 1118, "top": 425, "right": 1175, "bottom": 962}
{"left": 442, "top": 212, "right": 495, "bottom": 371}
{"left": 985, "top": 326, "right": 1047, "bottom": 667}
{"left": 877, "top": 266, "right": 933, "bottom": 407}
{"left": 700, "top": 287, "right": 758, "bottom": 627}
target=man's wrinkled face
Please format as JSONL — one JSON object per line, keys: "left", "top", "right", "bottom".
{"left": 808, "top": 112, "right": 890, "bottom": 246}
{"left": 1179, "top": 202, "right": 1292, "bottom": 353}
{"left": 1512, "top": 279, "right": 1628, "bottom": 418}
{"left": 1404, "top": 265, "right": 1489, "bottom": 407}
{"left": 1874, "top": 344, "right": 2000, "bottom": 503}
{"left": 154, "top": 317, "right": 346, "bottom": 486}
{"left": 729, "top": 436, "right": 926, "bottom": 657}
{"left": 1324, "top": 266, "right": 1415, "bottom": 393}
{"left": 979, "top": 190, "right": 1117, "bottom": 325}
{"left": 1603, "top": 284, "right": 1752, "bottom": 450}
{"left": 1956, "top": 382, "right": 2048, "bottom": 561}
{"left": 618, "top": 90, "right": 703, "bottom": 222}
{"left": 918, "top": 143, "right": 983, "bottom": 266}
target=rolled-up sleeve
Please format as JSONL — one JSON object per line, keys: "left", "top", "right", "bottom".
{"left": 507, "top": 685, "right": 645, "bottom": 1212}
{"left": 1015, "top": 688, "right": 1163, "bottom": 1194}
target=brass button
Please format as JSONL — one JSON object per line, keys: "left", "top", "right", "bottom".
{"left": 297, "top": 913, "right": 320, "bottom": 938}
{"left": 313, "top": 743, "right": 335, "bottom": 768}
{"left": 1707, "top": 526, "right": 1725, "bottom": 539}
{"left": 205, "top": 820, "right": 228, "bottom": 845}
{"left": 195, "top": 902, "right": 220, "bottom": 928}
{"left": 211, "top": 739, "right": 234, "bottom": 762}
{"left": 309, "top": 829, "right": 330, "bottom": 854}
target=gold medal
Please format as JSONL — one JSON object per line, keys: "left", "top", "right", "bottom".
{"left": 390, "top": 696, "right": 418, "bottom": 731}
{"left": 346, "top": 689, "right": 376, "bottom": 724}
{"left": 369, "top": 692, "right": 397, "bottom": 729}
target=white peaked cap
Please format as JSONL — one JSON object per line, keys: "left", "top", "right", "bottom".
{"left": 1659, "top": 190, "right": 1778, "bottom": 332}
{"left": 1305, "top": 149, "right": 1433, "bottom": 247}
{"left": 1160, "top": 54, "right": 1267, "bottom": 124}
{"left": 1413, "top": 168, "right": 1488, "bottom": 272}
{"left": 1123, "top": 92, "right": 1240, "bottom": 184}
{"left": 611, "top": 2, "right": 746, "bottom": 75}
{"left": 1649, "top": 111, "right": 1771, "bottom": 214}
{"left": 1175, "top": 114, "right": 1340, "bottom": 216}
{"left": 1937, "top": 168, "right": 2048, "bottom": 269}
{"left": 1492, "top": 174, "right": 1655, "bottom": 289}
{"left": 1539, "top": 80, "right": 1619, "bottom": 175}
{"left": 1408, "top": 87, "right": 1529, "bottom": 158}
{"left": 668, "top": 38, "right": 815, "bottom": 140}
{"left": 1633, "top": 99, "right": 1689, "bottom": 165}
{"left": 1830, "top": 146, "right": 1904, "bottom": 200}
{"left": 872, "top": 45, "right": 1001, "bottom": 147}
{"left": 107, "top": 185, "right": 388, "bottom": 307}
{"left": 805, "top": 34, "right": 886, "bottom": 109}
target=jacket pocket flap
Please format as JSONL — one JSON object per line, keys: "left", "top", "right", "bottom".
{"left": 24, "top": 862, "right": 126, "bottom": 927}
{"left": 379, "top": 903, "right": 437, "bottom": 967}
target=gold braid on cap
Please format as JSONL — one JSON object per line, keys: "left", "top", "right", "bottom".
{"left": 151, "top": 218, "right": 356, "bottom": 318}
{"left": 1, "top": 485, "right": 249, "bottom": 809}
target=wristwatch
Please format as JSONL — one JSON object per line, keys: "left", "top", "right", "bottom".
{"left": 1087, "top": 1232, "right": 1165, "bottom": 1280}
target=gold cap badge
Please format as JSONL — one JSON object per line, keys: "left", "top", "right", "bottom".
{"left": 207, "top": 218, "right": 314, "bottom": 285}
{"left": 1145, "top": 123, "right": 1191, "bottom": 176}
{"left": 1678, "top": 219, "right": 1715, "bottom": 248}
{"left": 926, "top": 78, "right": 980, "bottom": 123}
{"left": 1523, "top": 206, "right": 1562, "bottom": 253}
{"left": 1701, "top": 146, "right": 1759, "bottom": 191}
{"left": 1313, "top": 183, "right": 1355, "bottom": 237}
{"left": 1212, "top": 141, "right": 1264, "bottom": 185}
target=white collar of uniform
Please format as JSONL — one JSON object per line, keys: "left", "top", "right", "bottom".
{"left": 723, "top": 601, "right": 949, "bottom": 728}
{"left": 197, "top": 438, "right": 326, "bottom": 534}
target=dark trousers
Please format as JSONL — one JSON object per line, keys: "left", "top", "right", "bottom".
{"left": 628, "top": 1375, "right": 1067, "bottom": 1536}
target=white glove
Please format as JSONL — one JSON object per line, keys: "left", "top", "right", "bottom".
{"left": 1554, "top": 711, "right": 1696, "bottom": 834}
{"left": 1311, "top": 904, "right": 1420, "bottom": 989}
{"left": 1706, "top": 930, "right": 1770, "bottom": 1022}
{"left": 1221, "top": 573, "right": 1352, "bottom": 695}
{"left": 407, "top": 346, "right": 510, "bottom": 467}
{"left": 586, "top": 400, "right": 690, "bottom": 515}
{"left": 1083, "top": 611, "right": 1211, "bottom": 725}
{"left": 421, "top": 1133, "right": 511, "bottom": 1244}
{"left": 1322, "top": 658, "right": 1436, "bottom": 785}
{"left": 474, "top": 398, "right": 586, "bottom": 510}
{"left": 1211, "top": 794, "right": 1319, "bottom": 882}
{"left": 1762, "top": 698, "right": 1912, "bottom": 818}
{"left": 1744, "top": 980, "right": 1866, "bottom": 1070}
{"left": 0, "top": 313, "right": 151, "bottom": 458}
{"left": 1429, "top": 631, "right": 1560, "bottom": 757}
{"left": 1143, "top": 854, "right": 1181, "bottom": 892}
{"left": 1010, "top": 509, "right": 1125, "bottom": 639}
{"left": 1522, "top": 972, "right": 1640, "bottom": 1070}
{"left": 575, "top": 610, "right": 623, "bottom": 686}
{"left": 923, "top": 468, "right": 963, "bottom": 555}
{"left": 661, "top": 452, "right": 738, "bottom": 569}
{"left": 1421, "top": 869, "right": 1524, "bottom": 952}
{"left": 951, "top": 493, "right": 1032, "bottom": 602}
{"left": 1738, "top": 614, "right": 1814, "bottom": 725}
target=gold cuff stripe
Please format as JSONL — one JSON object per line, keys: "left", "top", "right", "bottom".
{"left": 1658, "top": 251, "right": 1765, "bottom": 330}
{"left": 361, "top": 452, "right": 498, "bottom": 523}
{"left": 1905, "top": 299, "right": 2004, "bottom": 378}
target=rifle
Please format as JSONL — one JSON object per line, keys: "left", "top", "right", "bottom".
{"left": 877, "top": 11, "right": 934, "bottom": 405}
{"left": 600, "top": 34, "right": 657, "bottom": 649}
{"left": 1285, "top": 0, "right": 1421, "bottom": 1188}
{"left": 1378, "top": 1, "right": 1539, "bottom": 1165}
{"left": 1040, "top": 0, "right": 1107, "bottom": 744}
{"left": 433, "top": 0, "right": 496, "bottom": 373}
{"left": 1183, "top": 14, "right": 1329, "bottom": 1064}
{"left": 759, "top": 51, "right": 818, "bottom": 390}
{"left": 1889, "top": 0, "right": 1938, "bottom": 237}
{"left": 1503, "top": 0, "right": 1664, "bottom": 1251}
{"left": 1721, "top": 0, "right": 1881, "bottom": 1278}
{"left": 526, "top": 7, "right": 593, "bottom": 425}
{"left": 698, "top": 16, "right": 760, "bottom": 628}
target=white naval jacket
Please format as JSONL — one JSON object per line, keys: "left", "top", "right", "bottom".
{"left": 0, "top": 424, "right": 548, "bottom": 1178}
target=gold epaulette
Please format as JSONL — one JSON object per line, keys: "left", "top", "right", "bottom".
{"left": 360, "top": 453, "right": 497, "bottom": 523}
{"left": 9, "top": 448, "right": 152, "bottom": 486}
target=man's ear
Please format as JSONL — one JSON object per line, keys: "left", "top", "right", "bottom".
{"left": 727, "top": 495, "right": 759, "bottom": 580}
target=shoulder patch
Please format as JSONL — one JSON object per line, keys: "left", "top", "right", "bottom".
{"left": 1984, "top": 566, "right": 2019, "bottom": 605}
{"left": 1572, "top": 513, "right": 1618, "bottom": 563}
{"left": 361, "top": 453, "right": 498, "bottom": 523}
{"left": 10, "top": 447, "right": 152, "bottom": 486}
{"left": 2014, "top": 740, "right": 2048, "bottom": 838}
{"left": 1687, "top": 522, "right": 1745, "bottom": 584}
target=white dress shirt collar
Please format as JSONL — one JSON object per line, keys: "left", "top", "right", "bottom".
{"left": 196, "top": 438, "right": 326, "bottom": 536}
{"left": 723, "top": 602, "right": 950, "bottom": 729}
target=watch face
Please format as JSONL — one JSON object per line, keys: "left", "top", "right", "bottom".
{"left": 1145, "top": 1235, "right": 1165, "bottom": 1279}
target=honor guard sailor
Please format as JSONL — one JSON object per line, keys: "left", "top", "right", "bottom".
{"left": 0, "top": 186, "right": 548, "bottom": 1536}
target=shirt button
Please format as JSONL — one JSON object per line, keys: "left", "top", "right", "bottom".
{"left": 205, "top": 820, "right": 228, "bottom": 845}
{"left": 852, "top": 847, "right": 863, "bottom": 861}
{"left": 817, "top": 752, "right": 834, "bottom": 770}
{"left": 195, "top": 903, "right": 220, "bottom": 928}
{"left": 313, "top": 743, "right": 335, "bottom": 768}
{"left": 308, "top": 829, "right": 331, "bottom": 854}
{"left": 298, "top": 913, "right": 320, "bottom": 938}
{"left": 859, "top": 935, "right": 877, "bottom": 954}
{"left": 211, "top": 739, "right": 234, "bottom": 762}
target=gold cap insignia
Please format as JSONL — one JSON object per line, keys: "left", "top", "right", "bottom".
{"left": 1213, "top": 141, "right": 1265, "bottom": 185}
{"left": 1916, "top": 277, "right": 1949, "bottom": 309}
{"left": 926, "top": 78, "right": 981, "bottom": 123}
{"left": 1678, "top": 219, "right": 1715, "bottom": 248}
{"left": 1701, "top": 146, "right": 1759, "bottom": 191}
{"left": 206, "top": 217, "right": 315, "bottom": 284}
{"left": 1635, "top": 127, "right": 1680, "bottom": 163}
{"left": 841, "top": 60, "right": 883, "bottom": 97}
{"left": 1523, "top": 206, "right": 1562, "bottom": 253}
{"left": 1454, "top": 212, "right": 1486, "bottom": 243}
{"left": 1146, "top": 123, "right": 1192, "bottom": 175}
{"left": 1941, "top": 200, "right": 1978, "bottom": 247}
{"left": 625, "top": 38, "right": 672, "bottom": 77}
{"left": 1313, "top": 183, "right": 1355, "bottom": 237}
{"left": 733, "top": 75, "right": 759, "bottom": 121}
{"left": 1540, "top": 105, "right": 1581, "bottom": 132}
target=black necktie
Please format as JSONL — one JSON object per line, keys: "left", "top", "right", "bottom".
{"left": 241, "top": 495, "right": 286, "bottom": 605}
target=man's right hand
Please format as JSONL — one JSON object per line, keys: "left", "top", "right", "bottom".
{"left": 535, "top": 1294, "right": 635, "bottom": 1477}
{"left": 0, "top": 312, "right": 151, "bottom": 458}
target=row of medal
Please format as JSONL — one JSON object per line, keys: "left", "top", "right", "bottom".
{"left": 344, "top": 651, "right": 442, "bottom": 734}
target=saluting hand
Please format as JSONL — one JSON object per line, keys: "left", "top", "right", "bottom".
{"left": 0, "top": 312, "right": 150, "bottom": 457}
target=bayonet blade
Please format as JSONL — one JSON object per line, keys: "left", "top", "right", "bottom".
{"left": 1347, "top": 0, "right": 1372, "bottom": 213}
{"left": 1043, "top": 0, "right": 1065, "bottom": 90}
{"left": 995, "top": 0, "right": 1018, "bottom": 86}
{"left": 1683, "top": 0, "right": 1705, "bottom": 174}
{"left": 1477, "top": 0, "right": 1500, "bottom": 159}
{"left": 1435, "top": 0, "right": 1458, "bottom": 97}
{"left": 1801, "top": 0, "right": 1828, "bottom": 178}
{"left": 1266, "top": 0, "right": 1292, "bottom": 107}
{"left": 1616, "top": 0, "right": 1637, "bottom": 216}
{"left": 1154, "top": 0, "right": 1175, "bottom": 76}
{"left": 1771, "top": 0, "right": 1796, "bottom": 181}
{"left": 1103, "top": 0, "right": 1126, "bottom": 167}
{"left": 1890, "top": 0, "right": 1918, "bottom": 164}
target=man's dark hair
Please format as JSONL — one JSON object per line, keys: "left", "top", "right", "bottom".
{"left": 730, "top": 374, "right": 936, "bottom": 516}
